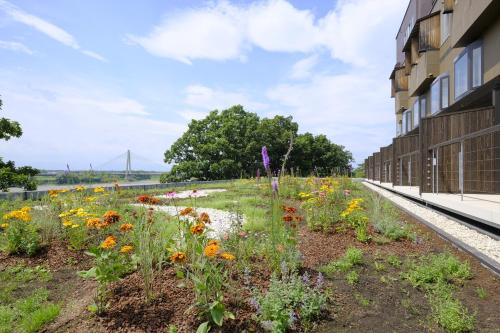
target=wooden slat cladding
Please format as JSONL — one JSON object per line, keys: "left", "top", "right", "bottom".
{"left": 420, "top": 107, "right": 497, "bottom": 193}
{"left": 368, "top": 156, "right": 374, "bottom": 180}
{"left": 380, "top": 145, "right": 393, "bottom": 183}
{"left": 395, "top": 68, "right": 408, "bottom": 92}
{"left": 419, "top": 14, "right": 440, "bottom": 51}
{"left": 443, "top": 0, "right": 454, "bottom": 13}
{"left": 393, "top": 135, "right": 420, "bottom": 186}
{"left": 374, "top": 152, "right": 381, "bottom": 181}
{"left": 404, "top": 53, "right": 412, "bottom": 75}
{"left": 411, "top": 37, "right": 419, "bottom": 64}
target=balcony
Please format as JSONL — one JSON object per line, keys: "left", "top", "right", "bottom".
{"left": 451, "top": 0, "right": 499, "bottom": 48}
{"left": 408, "top": 50, "right": 439, "bottom": 96}
{"left": 395, "top": 91, "right": 408, "bottom": 114}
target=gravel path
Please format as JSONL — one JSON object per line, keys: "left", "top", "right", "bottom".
{"left": 363, "top": 182, "right": 500, "bottom": 265}
{"left": 155, "top": 189, "right": 227, "bottom": 199}
{"left": 132, "top": 204, "right": 244, "bottom": 238}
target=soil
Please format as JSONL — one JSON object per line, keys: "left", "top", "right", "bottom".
{"left": 1, "top": 201, "right": 500, "bottom": 332}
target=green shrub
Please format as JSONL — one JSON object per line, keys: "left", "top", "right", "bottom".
{"left": 253, "top": 271, "right": 327, "bottom": 333}
{"left": 2, "top": 220, "right": 40, "bottom": 256}
{"left": 405, "top": 253, "right": 471, "bottom": 289}
{"left": 346, "top": 270, "right": 359, "bottom": 285}
{"left": 429, "top": 284, "right": 475, "bottom": 333}
{"left": 320, "top": 247, "right": 363, "bottom": 274}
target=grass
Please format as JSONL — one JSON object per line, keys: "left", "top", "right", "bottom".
{"left": 320, "top": 247, "right": 363, "bottom": 274}
{"left": 405, "top": 253, "right": 474, "bottom": 333}
{"left": 475, "top": 287, "right": 487, "bottom": 300}
{"left": 0, "top": 265, "right": 60, "bottom": 333}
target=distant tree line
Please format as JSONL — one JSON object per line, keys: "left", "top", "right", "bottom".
{"left": 0, "top": 97, "right": 39, "bottom": 191}
{"left": 162, "top": 105, "right": 353, "bottom": 182}
{"left": 51, "top": 172, "right": 153, "bottom": 185}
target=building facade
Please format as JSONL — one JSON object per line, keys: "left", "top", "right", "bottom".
{"left": 367, "top": 0, "right": 500, "bottom": 194}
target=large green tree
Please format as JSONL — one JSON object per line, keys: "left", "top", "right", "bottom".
{"left": 163, "top": 105, "right": 353, "bottom": 181}
{"left": 0, "top": 97, "right": 39, "bottom": 191}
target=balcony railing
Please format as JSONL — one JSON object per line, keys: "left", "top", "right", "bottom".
{"left": 408, "top": 50, "right": 439, "bottom": 96}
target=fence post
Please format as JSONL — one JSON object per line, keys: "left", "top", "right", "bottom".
{"left": 459, "top": 141, "right": 464, "bottom": 201}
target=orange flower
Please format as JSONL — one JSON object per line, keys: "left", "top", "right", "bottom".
{"left": 179, "top": 207, "right": 193, "bottom": 216}
{"left": 207, "top": 239, "right": 219, "bottom": 246}
{"left": 120, "top": 245, "right": 133, "bottom": 253}
{"left": 137, "top": 195, "right": 160, "bottom": 205}
{"left": 86, "top": 218, "right": 102, "bottom": 228}
{"left": 220, "top": 252, "right": 235, "bottom": 261}
{"left": 282, "top": 206, "right": 297, "bottom": 214}
{"left": 282, "top": 215, "right": 294, "bottom": 222}
{"left": 204, "top": 244, "right": 219, "bottom": 257}
{"left": 119, "top": 223, "right": 134, "bottom": 232}
{"left": 170, "top": 251, "right": 187, "bottom": 263}
{"left": 190, "top": 223, "right": 205, "bottom": 235}
{"left": 103, "top": 211, "right": 120, "bottom": 225}
{"left": 198, "top": 212, "right": 211, "bottom": 224}
{"left": 101, "top": 235, "right": 117, "bottom": 249}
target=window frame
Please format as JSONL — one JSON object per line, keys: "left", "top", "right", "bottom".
{"left": 430, "top": 73, "right": 450, "bottom": 115}
{"left": 454, "top": 40, "right": 483, "bottom": 101}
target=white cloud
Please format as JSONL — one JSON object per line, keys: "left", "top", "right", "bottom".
{"left": 184, "top": 84, "right": 268, "bottom": 111}
{"left": 126, "top": 2, "right": 245, "bottom": 64}
{"left": 0, "top": 0, "right": 106, "bottom": 61}
{"left": 81, "top": 50, "right": 107, "bottom": 62}
{"left": 0, "top": 40, "right": 32, "bottom": 54}
{"left": 267, "top": 71, "right": 396, "bottom": 163}
{"left": 289, "top": 55, "right": 318, "bottom": 80}
{"left": 178, "top": 109, "right": 209, "bottom": 121}
{"left": 246, "top": 0, "right": 320, "bottom": 53}
{"left": 0, "top": 73, "right": 184, "bottom": 170}
{"left": 128, "top": 0, "right": 406, "bottom": 68}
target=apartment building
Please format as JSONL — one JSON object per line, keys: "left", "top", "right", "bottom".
{"left": 366, "top": 0, "right": 500, "bottom": 194}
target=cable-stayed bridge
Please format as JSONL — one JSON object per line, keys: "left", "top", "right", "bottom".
{"left": 39, "top": 150, "right": 168, "bottom": 179}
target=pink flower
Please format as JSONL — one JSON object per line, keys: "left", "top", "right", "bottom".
{"left": 166, "top": 191, "right": 177, "bottom": 198}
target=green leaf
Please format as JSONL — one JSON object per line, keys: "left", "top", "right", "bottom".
{"left": 196, "top": 321, "right": 210, "bottom": 333}
{"left": 77, "top": 267, "right": 96, "bottom": 279}
{"left": 175, "top": 270, "right": 185, "bottom": 279}
{"left": 210, "top": 302, "right": 225, "bottom": 326}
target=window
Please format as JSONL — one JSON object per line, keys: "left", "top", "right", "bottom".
{"left": 406, "top": 110, "right": 413, "bottom": 132}
{"left": 454, "top": 40, "right": 483, "bottom": 100}
{"left": 431, "top": 74, "right": 450, "bottom": 115}
{"left": 455, "top": 52, "right": 468, "bottom": 98}
{"left": 441, "top": 77, "right": 449, "bottom": 108}
{"left": 413, "top": 99, "right": 419, "bottom": 128}
{"left": 402, "top": 112, "right": 407, "bottom": 135}
{"left": 431, "top": 80, "right": 440, "bottom": 114}
{"left": 419, "top": 96, "right": 427, "bottom": 119}
{"left": 441, "top": 13, "right": 451, "bottom": 45}
{"left": 472, "top": 45, "right": 482, "bottom": 88}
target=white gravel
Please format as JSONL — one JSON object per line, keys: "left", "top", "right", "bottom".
{"left": 363, "top": 182, "right": 500, "bottom": 265}
{"left": 132, "top": 204, "right": 244, "bottom": 238}
{"left": 155, "top": 189, "right": 227, "bottom": 199}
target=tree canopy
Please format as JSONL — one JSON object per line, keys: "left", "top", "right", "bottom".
{"left": 163, "top": 105, "right": 352, "bottom": 181}
{"left": 0, "top": 97, "right": 39, "bottom": 191}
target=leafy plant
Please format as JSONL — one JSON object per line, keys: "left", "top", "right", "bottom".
{"left": 78, "top": 245, "right": 134, "bottom": 314}
{"left": 346, "top": 270, "right": 359, "bottom": 285}
{"left": 253, "top": 270, "right": 326, "bottom": 333}
{"left": 320, "top": 247, "right": 363, "bottom": 274}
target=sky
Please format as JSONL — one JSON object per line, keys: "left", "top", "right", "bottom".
{"left": 0, "top": 0, "right": 408, "bottom": 171}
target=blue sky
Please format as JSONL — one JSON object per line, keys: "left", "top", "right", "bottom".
{"left": 0, "top": 0, "right": 408, "bottom": 171}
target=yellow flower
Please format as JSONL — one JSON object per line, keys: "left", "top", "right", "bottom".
{"left": 71, "top": 224, "right": 80, "bottom": 228}
{"left": 3, "top": 208, "right": 32, "bottom": 222}
{"left": 75, "top": 185, "right": 85, "bottom": 191}
{"left": 204, "top": 244, "right": 219, "bottom": 257}
{"left": 0, "top": 223, "right": 8, "bottom": 229}
{"left": 170, "top": 251, "right": 187, "bottom": 263}
{"left": 84, "top": 196, "right": 97, "bottom": 203}
{"left": 101, "top": 235, "right": 117, "bottom": 249}
{"left": 62, "top": 219, "right": 73, "bottom": 227}
{"left": 94, "top": 187, "right": 105, "bottom": 193}
{"left": 220, "top": 252, "right": 235, "bottom": 261}
{"left": 120, "top": 245, "right": 133, "bottom": 254}
{"left": 207, "top": 239, "right": 219, "bottom": 246}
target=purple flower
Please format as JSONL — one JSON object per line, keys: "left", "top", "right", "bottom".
{"left": 166, "top": 191, "right": 177, "bottom": 198}
{"left": 272, "top": 179, "right": 278, "bottom": 193}
{"left": 315, "top": 272, "right": 324, "bottom": 289}
{"left": 302, "top": 271, "right": 310, "bottom": 285}
{"left": 249, "top": 297, "right": 261, "bottom": 313}
{"left": 261, "top": 146, "right": 270, "bottom": 172}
